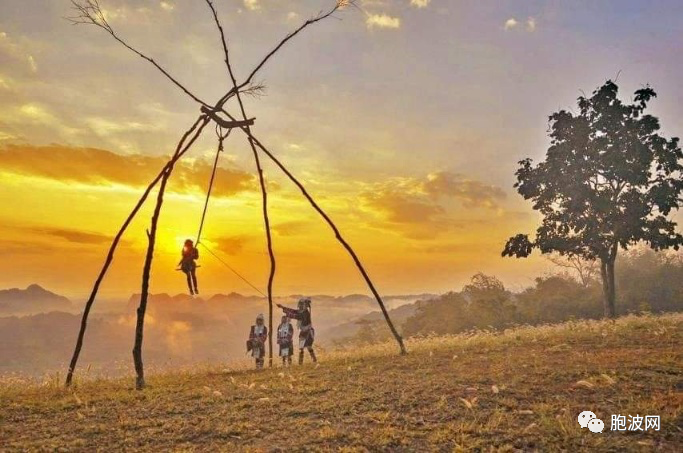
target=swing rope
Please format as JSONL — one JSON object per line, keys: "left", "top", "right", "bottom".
{"left": 196, "top": 125, "right": 230, "bottom": 245}
{"left": 198, "top": 241, "right": 266, "bottom": 297}
{"left": 193, "top": 125, "right": 267, "bottom": 298}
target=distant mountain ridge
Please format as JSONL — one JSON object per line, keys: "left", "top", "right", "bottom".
{"left": 0, "top": 284, "right": 71, "bottom": 315}
{"left": 126, "top": 292, "right": 438, "bottom": 305}
{"left": 0, "top": 286, "right": 436, "bottom": 375}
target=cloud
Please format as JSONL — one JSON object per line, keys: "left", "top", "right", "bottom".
{"left": 30, "top": 227, "right": 114, "bottom": 245}
{"left": 85, "top": 116, "right": 162, "bottom": 137}
{"left": 360, "top": 171, "right": 507, "bottom": 238}
{"left": 366, "top": 14, "right": 401, "bottom": 29}
{"left": 212, "top": 236, "right": 249, "bottom": 255}
{"left": 423, "top": 171, "right": 506, "bottom": 209}
{"left": 159, "top": 1, "right": 175, "bottom": 12}
{"left": 0, "top": 131, "right": 16, "bottom": 141}
{"left": 410, "top": 0, "right": 431, "bottom": 8}
{"left": 98, "top": 2, "right": 175, "bottom": 23}
{"left": 0, "top": 75, "right": 11, "bottom": 91}
{"left": 19, "top": 103, "right": 56, "bottom": 123}
{"left": 0, "top": 144, "right": 255, "bottom": 198}
{"left": 0, "top": 103, "right": 81, "bottom": 141}
{"left": 504, "top": 17, "right": 537, "bottom": 32}
{"left": 0, "top": 240, "right": 59, "bottom": 254}
{"left": 272, "top": 221, "right": 308, "bottom": 237}
{"left": 0, "top": 31, "right": 38, "bottom": 75}
{"left": 364, "top": 189, "right": 444, "bottom": 224}
{"left": 244, "top": 0, "right": 261, "bottom": 11}
{"left": 504, "top": 18, "right": 518, "bottom": 30}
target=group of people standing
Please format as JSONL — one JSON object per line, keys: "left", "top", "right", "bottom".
{"left": 247, "top": 298, "right": 317, "bottom": 369}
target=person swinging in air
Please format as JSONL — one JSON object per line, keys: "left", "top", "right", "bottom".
{"left": 277, "top": 298, "right": 317, "bottom": 365}
{"left": 247, "top": 313, "right": 268, "bottom": 369}
{"left": 178, "top": 239, "right": 199, "bottom": 296}
{"left": 277, "top": 315, "right": 294, "bottom": 367}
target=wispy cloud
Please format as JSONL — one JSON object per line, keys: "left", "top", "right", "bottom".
{"left": 504, "top": 17, "right": 537, "bottom": 32}
{"left": 366, "top": 14, "right": 401, "bottom": 29}
{"left": 410, "top": 0, "right": 431, "bottom": 8}
{"left": 31, "top": 227, "right": 115, "bottom": 245}
{"left": 504, "top": 18, "right": 518, "bottom": 30}
{"left": 3, "top": 103, "right": 81, "bottom": 139}
{"left": 244, "top": 0, "right": 261, "bottom": 11}
{"left": 272, "top": 221, "right": 308, "bottom": 237}
{"left": 214, "top": 235, "right": 252, "bottom": 255}
{"left": 360, "top": 171, "right": 507, "bottom": 238}
{"left": 85, "top": 117, "right": 163, "bottom": 137}
{"left": 159, "top": 1, "right": 175, "bottom": 12}
{"left": 423, "top": 171, "right": 507, "bottom": 209}
{"left": 0, "top": 144, "right": 255, "bottom": 197}
{"left": 0, "top": 31, "right": 38, "bottom": 75}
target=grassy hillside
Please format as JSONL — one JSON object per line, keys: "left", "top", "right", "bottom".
{"left": 1, "top": 314, "right": 681, "bottom": 451}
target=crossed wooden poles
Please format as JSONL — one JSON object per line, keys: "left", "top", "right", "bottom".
{"left": 65, "top": 0, "right": 406, "bottom": 390}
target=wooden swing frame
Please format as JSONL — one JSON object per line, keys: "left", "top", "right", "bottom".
{"left": 65, "top": 0, "right": 406, "bottom": 390}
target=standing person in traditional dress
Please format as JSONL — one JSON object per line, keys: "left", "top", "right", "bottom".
{"left": 247, "top": 313, "right": 268, "bottom": 369}
{"left": 178, "top": 239, "right": 199, "bottom": 295}
{"left": 277, "top": 315, "right": 294, "bottom": 367}
{"left": 277, "top": 298, "right": 317, "bottom": 365}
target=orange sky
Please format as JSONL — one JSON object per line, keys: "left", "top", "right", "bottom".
{"left": 1, "top": 0, "right": 682, "bottom": 299}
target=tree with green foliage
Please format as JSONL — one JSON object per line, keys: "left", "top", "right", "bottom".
{"left": 503, "top": 81, "right": 683, "bottom": 318}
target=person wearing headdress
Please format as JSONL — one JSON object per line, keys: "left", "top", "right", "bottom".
{"left": 247, "top": 313, "right": 268, "bottom": 369}
{"left": 277, "top": 298, "right": 316, "bottom": 365}
{"left": 276, "top": 315, "right": 294, "bottom": 366}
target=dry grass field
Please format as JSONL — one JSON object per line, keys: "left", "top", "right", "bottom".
{"left": 1, "top": 313, "right": 681, "bottom": 451}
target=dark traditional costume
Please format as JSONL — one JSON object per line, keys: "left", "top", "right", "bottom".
{"left": 280, "top": 298, "right": 317, "bottom": 365}
{"left": 247, "top": 314, "right": 268, "bottom": 369}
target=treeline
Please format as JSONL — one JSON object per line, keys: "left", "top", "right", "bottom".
{"left": 348, "top": 250, "right": 683, "bottom": 344}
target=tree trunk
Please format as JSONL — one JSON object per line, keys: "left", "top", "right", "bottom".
{"left": 250, "top": 148, "right": 276, "bottom": 368}
{"left": 600, "top": 257, "right": 617, "bottom": 319}
{"left": 133, "top": 168, "right": 171, "bottom": 390}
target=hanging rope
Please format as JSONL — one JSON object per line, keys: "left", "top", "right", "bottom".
{"left": 198, "top": 241, "right": 266, "bottom": 297}
{"left": 192, "top": 125, "right": 266, "bottom": 298}
{"left": 196, "top": 125, "right": 231, "bottom": 245}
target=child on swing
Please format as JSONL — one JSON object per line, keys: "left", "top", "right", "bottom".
{"left": 178, "top": 239, "right": 199, "bottom": 295}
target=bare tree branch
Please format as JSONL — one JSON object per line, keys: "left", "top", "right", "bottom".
{"left": 236, "top": 1, "right": 354, "bottom": 92}
{"left": 240, "top": 82, "right": 267, "bottom": 99}
{"left": 547, "top": 254, "right": 598, "bottom": 287}
{"left": 68, "top": 0, "right": 211, "bottom": 107}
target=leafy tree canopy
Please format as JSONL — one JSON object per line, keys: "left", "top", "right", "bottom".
{"left": 503, "top": 81, "right": 683, "bottom": 263}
